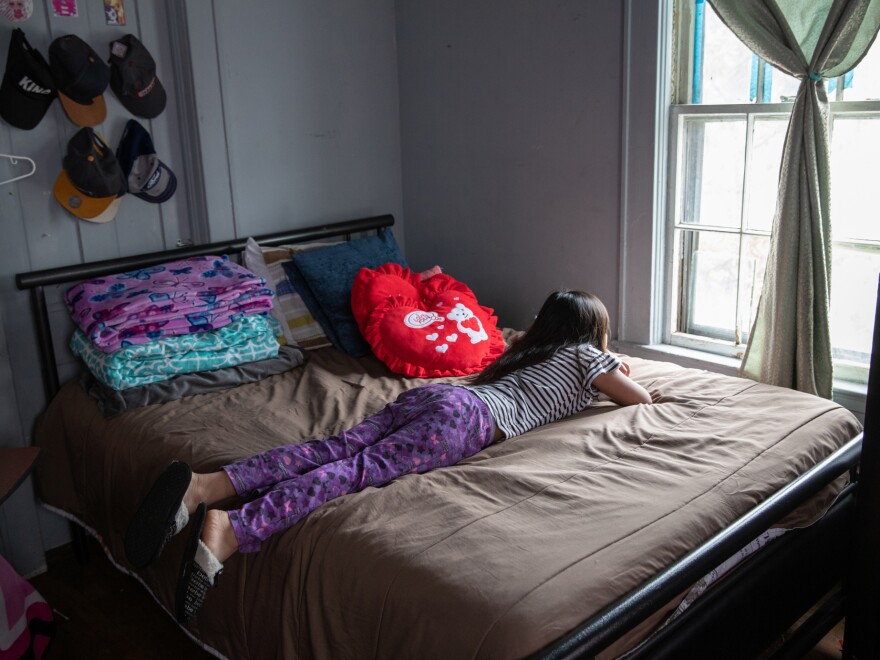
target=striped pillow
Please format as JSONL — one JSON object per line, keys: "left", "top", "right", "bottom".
{"left": 243, "top": 238, "right": 341, "bottom": 350}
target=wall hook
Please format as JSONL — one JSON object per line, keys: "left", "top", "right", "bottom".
{"left": 0, "top": 154, "right": 37, "bottom": 186}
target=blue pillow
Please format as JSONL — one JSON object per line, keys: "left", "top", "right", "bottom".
{"left": 282, "top": 229, "right": 407, "bottom": 356}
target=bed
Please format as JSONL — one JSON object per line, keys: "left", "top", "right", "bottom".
{"left": 15, "top": 214, "right": 880, "bottom": 659}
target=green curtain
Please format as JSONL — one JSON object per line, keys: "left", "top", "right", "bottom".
{"left": 708, "top": 0, "right": 880, "bottom": 398}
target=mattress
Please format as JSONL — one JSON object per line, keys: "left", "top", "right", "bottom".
{"left": 33, "top": 346, "right": 862, "bottom": 659}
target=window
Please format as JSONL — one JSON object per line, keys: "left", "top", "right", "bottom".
{"left": 665, "top": 0, "right": 880, "bottom": 383}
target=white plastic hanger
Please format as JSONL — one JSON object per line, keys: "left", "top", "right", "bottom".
{"left": 0, "top": 154, "right": 36, "bottom": 186}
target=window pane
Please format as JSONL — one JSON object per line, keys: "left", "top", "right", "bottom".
{"left": 830, "top": 245, "right": 880, "bottom": 363}
{"left": 765, "top": 65, "right": 801, "bottom": 103}
{"left": 831, "top": 115, "right": 880, "bottom": 242}
{"left": 843, "top": 40, "right": 880, "bottom": 101}
{"left": 738, "top": 234, "right": 770, "bottom": 342}
{"left": 744, "top": 117, "right": 787, "bottom": 232}
{"left": 681, "top": 229, "right": 739, "bottom": 336}
{"left": 680, "top": 117, "right": 746, "bottom": 228}
{"left": 698, "top": 3, "right": 754, "bottom": 104}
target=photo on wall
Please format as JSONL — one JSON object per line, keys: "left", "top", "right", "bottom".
{"left": 104, "top": 0, "right": 125, "bottom": 25}
{"left": 52, "top": 0, "right": 77, "bottom": 18}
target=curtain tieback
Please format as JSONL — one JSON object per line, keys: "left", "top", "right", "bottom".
{"left": 808, "top": 71, "right": 822, "bottom": 81}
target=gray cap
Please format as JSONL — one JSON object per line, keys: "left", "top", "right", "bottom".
{"left": 116, "top": 119, "right": 177, "bottom": 203}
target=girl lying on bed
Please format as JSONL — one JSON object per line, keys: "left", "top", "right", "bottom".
{"left": 124, "top": 289, "right": 653, "bottom": 623}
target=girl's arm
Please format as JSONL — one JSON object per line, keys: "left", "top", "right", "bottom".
{"left": 593, "top": 367, "right": 652, "bottom": 406}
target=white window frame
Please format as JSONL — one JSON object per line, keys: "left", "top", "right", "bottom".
{"left": 617, "top": 0, "right": 869, "bottom": 422}
{"left": 665, "top": 103, "right": 789, "bottom": 360}
{"left": 665, "top": 101, "right": 880, "bottom": 367}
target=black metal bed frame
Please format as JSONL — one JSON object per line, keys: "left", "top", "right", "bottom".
{"left": 13, "top": 215, "right": 879, "bottom": 659}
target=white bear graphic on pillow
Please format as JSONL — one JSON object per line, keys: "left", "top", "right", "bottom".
{"left": 446, "top": 303, "right": 488, "bottom": 344}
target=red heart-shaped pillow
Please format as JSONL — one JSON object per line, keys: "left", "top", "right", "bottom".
{"left": 352, "top": 264, "right": 504, "bottom": 377}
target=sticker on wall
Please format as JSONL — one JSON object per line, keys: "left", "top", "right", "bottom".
{"left": 1, "top": 0, "right": 34, "bottom": 22}
{"left": 103, "top": 0, "right": 124, "bottom": 25}
{"left": 51, "top": 0, "right": 77, "bottom": 17}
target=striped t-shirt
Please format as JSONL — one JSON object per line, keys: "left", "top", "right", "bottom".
{"left": 463, "top": 344, "right": 621, "bottom": 439}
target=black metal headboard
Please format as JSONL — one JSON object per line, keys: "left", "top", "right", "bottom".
{"left": 14, "top": 214, "right": 394, "bottom": 400}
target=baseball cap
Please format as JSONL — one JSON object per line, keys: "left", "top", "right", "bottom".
{"left": 108, "top": 34, "right": 166, "bottom": 118}
{"left": 0, "top": 29, "right": 56, "bottom": 130}
{"left": 49, "top": 35, "right": 111, "bottom": 127}
{"left": 116, "top": 119, "right": 177, "bottom": 203}
{"left": 54, "top": 128, "right": 126, "bottom": 222}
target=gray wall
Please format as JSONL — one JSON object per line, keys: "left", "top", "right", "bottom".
{"left": 1, "top": 0, "right": 403, "bottom": 576}
{"left": 396, "top": 2, "right": 625, "bottom": 331}
{"left": 179, "top": 0, "right": 404, "bottom": 243}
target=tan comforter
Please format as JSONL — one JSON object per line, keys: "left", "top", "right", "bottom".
{"left": 34, "top": 348, "right": 862, "bottom": 659}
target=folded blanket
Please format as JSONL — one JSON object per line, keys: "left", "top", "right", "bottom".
{"left": 71, "top": 314, "right": 280, "bottom": 391}
{"left": 81, "top": 345, "right": 307, "bottom": 417}
{"left": 66, "top": 255, "right": 274, "bottom": 353}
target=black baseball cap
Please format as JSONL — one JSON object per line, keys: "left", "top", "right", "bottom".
{"left": 108, "top": 34, "right": 166, "bottom": 118}
{"left": 54, "top": 128, "right": 126, "bottom": 222}
{"left": 49, "top": 35, "right": 111, "bottom": 127}
{"left": 0, "top": 29, "right": 57, "bottom": 130}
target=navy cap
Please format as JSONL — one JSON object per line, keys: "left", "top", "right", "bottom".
{"left": 49, "top": 35, "right": 110, "bottom": 127}
{"left": 109, "top": 35, "right": 166, "bottom": 119}
{"left": 0, "top": 29, "right": 56, "bottom": 130}
{"left": 116, "top": 119, "right": 177, "bottom": 203}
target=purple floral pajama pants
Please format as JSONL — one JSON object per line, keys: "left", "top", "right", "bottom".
{"left": 222, "top": 383, "right": 495, "bottom": 552}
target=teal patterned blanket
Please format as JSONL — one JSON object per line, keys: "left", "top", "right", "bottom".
{"left": 70, "top": 314, "right": 280, "bottom": 390}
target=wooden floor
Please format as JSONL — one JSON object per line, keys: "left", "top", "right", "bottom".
{"left": 27, "top": 537, "right": 845, "bottom": 659}
{"left": 763, "top": 612, "right": 845, "bottom": 660}
{"left": 28, "top": 537, "right": 213, "bottom": 659}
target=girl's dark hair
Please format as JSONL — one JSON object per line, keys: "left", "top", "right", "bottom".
{"left": 469, "top": 290, "right": 610, "bottom": 385}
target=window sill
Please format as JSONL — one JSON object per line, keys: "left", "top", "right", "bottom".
{"left": 615, "top": 340, "right": 741, "bottom": 376}
{"left": 614, "top": 341, "right": 867, "bottom": 423}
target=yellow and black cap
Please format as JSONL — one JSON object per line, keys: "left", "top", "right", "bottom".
{"left": 54, "top": 128, "right": 126, "bottom": 222}
{"left": 49, "top": 35, "right": 111, "bottom": 127}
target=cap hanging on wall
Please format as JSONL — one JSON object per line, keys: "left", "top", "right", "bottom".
{"left": 54, "top": 127, "right": 126, "bottom": 222}
{"left": 108, "top": 34, "right": 166, "bottom": 118}
{"left": 49, "top": 35, "right": 111, "bottom": 127}
{"left": 116, "top": 119, "right": 177, "bottom": 202}
{"left": 0, "top": 29, "right": 56, "bottom": 129}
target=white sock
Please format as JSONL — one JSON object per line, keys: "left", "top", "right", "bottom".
{"left": 195, "top": 540, "right": 224, "bottom": 586}
{"left": 172, "top": 502, "right": 189, "bottom": 534}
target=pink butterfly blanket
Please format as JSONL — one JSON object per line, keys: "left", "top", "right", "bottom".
{"left": 65, "top": 255, "right": 274, "bottom": 353}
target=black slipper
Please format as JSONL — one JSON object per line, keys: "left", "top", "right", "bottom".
{"left": 125, "top": 461, "right": 192, "bottom": 568}
{"left": 175, "top": 502, "right": 222, "bottom": 623}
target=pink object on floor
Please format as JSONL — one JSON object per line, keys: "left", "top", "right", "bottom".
{"left": 0, "top": 554, "right": 54, "bottom": 659}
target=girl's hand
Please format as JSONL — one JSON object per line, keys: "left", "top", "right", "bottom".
{"left": 593, "top": 368, "right": 651, "bottom": 406}
{"left": 619, "top": 361, "right": 631, "bottom": 377}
